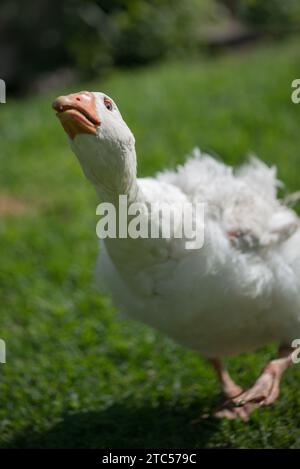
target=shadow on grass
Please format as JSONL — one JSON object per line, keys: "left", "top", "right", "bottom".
{"left": 6, "top": 399, "right": 221, "bottom": 448}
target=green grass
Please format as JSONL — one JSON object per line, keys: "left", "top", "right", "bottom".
{"left": 1, "top": 37, "right": 300, "bottom": 449}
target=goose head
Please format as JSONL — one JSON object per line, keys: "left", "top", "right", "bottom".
{"left": 52, "top": 91, "right": 137, "bottom": 199}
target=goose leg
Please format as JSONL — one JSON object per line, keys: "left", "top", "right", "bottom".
{"left": 211, "top": 359, "right": 256, "bottom": 421}
{"left": 232, "top": 345, "right": 293, "bottom": 408}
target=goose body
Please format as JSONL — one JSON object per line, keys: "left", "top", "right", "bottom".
{"left": 98, "top": 151, "right": 300, "bottom": 358}
{"left": 53, "top": 90, "right": 300, "bottom": 419}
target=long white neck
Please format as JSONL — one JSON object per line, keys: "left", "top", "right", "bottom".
{"left": 72, "top": 134, "right": 155, "bottom": 271}
{"left": 72, "top": 134, "right": 142, "bottom": 205}
{"left": 94, "top": 144, "right": 141, "bottom": 206}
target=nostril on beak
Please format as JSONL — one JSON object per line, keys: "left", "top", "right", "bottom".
{"left": 52, "top": 91, "right": 100, "bottom": 131}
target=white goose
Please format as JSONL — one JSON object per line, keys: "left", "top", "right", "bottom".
{"left": 53, "top": 91, "right": 300, "bottom": 420}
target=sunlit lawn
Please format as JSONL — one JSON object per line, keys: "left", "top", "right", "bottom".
{"left": 0, "top": 36, "right": 300, "bottom": 448}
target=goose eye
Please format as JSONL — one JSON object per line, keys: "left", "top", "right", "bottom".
{"left": 104, "top": 98, "right": 113, "bottom": 111}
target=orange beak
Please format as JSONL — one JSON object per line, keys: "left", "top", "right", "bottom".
{"left": 52, "top": 91, "right": 100, "bottom": 139}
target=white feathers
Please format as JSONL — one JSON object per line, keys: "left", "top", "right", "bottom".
{"left": 158, "top": 149, "right": 299, "bottom": 250}
{"left": 95, "top": 149, "right": 300, "bottom": 357}
{"left": 69, "top": 94, "right": 300, "bottom": 358}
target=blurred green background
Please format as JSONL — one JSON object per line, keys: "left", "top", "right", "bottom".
{"left": 2, "top": 0, "right": 300, "bottom": 94}
{"left": 0, "top": 0, "right": 300, "bottom": 449}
